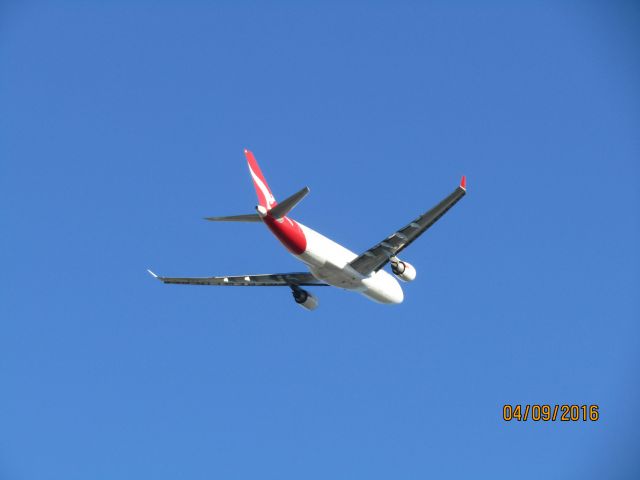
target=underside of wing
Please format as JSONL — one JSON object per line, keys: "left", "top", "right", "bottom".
{"left": 147, "top": 270, "right": 327, "bottom": 287}
{"left": 349, "top": 177, "right": 467, "bottom": 275}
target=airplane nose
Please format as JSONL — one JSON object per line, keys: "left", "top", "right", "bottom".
{"left": 390, "top": 280, "right": 404, "bottom": 304}
{"left": 362, "top": 271, "right": 405, "bottom": 304}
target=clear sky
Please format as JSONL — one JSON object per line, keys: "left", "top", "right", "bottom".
{"left": 1, "top": 1, "right": 639, "bottom": 479}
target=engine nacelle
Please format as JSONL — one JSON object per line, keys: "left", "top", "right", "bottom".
{"left": 292, "top": 288, "right": 319, "bottom": 310}
{"left": 390, "top": 257, "right": 417, "bottom": 282}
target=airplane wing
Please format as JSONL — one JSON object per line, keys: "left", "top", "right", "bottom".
{"left": 147, "top": 270, "right": 328, "bottom": 286}
{"left": 348, "top": 177, "right": 467, "bottom": 275}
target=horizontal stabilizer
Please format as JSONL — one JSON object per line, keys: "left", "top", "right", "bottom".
{"left": 204, "top": 214, "right": 262, "bottom": 222}
{"left": 269, "top": 186, "right": 310, "bottom": 219}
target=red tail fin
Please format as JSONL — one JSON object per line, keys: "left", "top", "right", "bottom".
{"left": 244, "top": 149, "right": 276, "bottom": 210}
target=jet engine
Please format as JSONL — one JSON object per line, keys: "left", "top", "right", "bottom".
{"left": 291, "top": 287, "right": 319, "bottom": 310}
{"left": 390, "top": 257, "right": 417, "bottom": 282}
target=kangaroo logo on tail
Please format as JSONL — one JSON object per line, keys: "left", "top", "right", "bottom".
{"left": 245, "top": 149, "right": 276, "bottom": 210}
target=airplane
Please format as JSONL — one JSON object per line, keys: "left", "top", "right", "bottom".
{"left": 148, "top": 149, "right": 466, "bottom": 310}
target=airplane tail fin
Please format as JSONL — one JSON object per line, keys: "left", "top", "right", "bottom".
{"left": 244, "top": 149, "right": 276, "bottom": 210}
{"left": 203, "top": 150, "right": 308, "bottom": 223}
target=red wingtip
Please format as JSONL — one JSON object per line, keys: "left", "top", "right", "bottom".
{"left": 460, "top": 175, "right": 466, "bottom": 191}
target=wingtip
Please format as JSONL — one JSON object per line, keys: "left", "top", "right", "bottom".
{"left": 460, "top": 175, "right": 467, "bottom": 191}
{"left": 147, "top": 269, "right": 159, "bottom": 279}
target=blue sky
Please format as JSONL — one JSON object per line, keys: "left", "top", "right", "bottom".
{"left": 1, "top": 1, "right": 639, "bottom": 478}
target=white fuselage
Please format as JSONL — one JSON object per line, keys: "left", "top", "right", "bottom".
{"left": 294, "top": 223, "right": 404, "bottom": 304}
